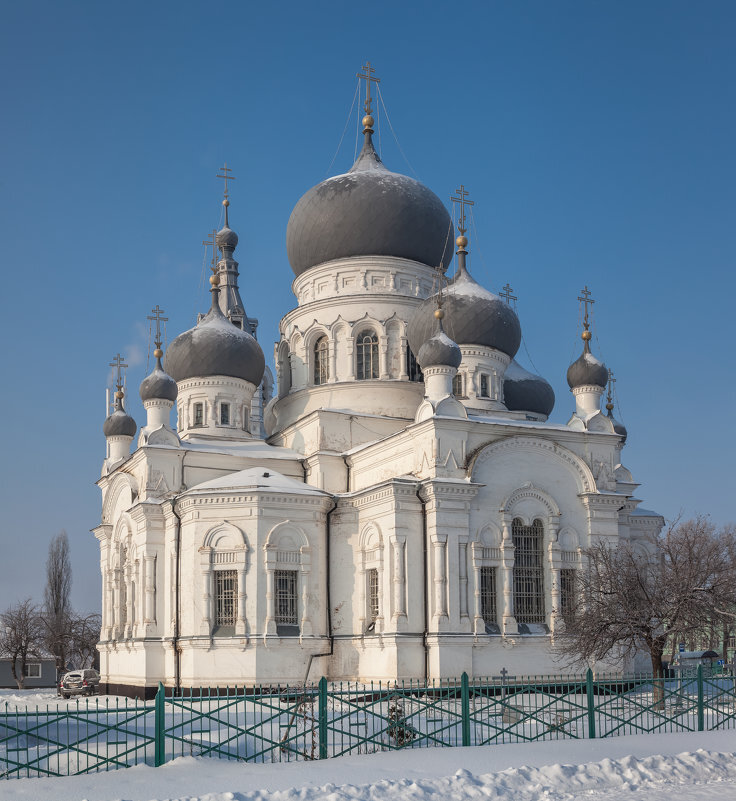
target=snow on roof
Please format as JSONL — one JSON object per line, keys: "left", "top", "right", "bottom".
{"left": 186, "top": 467, "right": 328, "bottom": 496}
{"left": 181, "top": 440, "right": 301, "bottom": 460}
{"left": 631, "top": 507, "right": 662, "bottom": 517}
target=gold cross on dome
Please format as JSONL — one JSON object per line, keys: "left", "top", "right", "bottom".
{"left": 147, "top": 305, "right": 168, "bottom": 350}
{"left": 357, "top": 61, "right": 380, "bottom": 116}
{"left": 450, "top": 185, "right": 474, "bottom": 235}
{"left": 577, "top": 285, "right": 595, "bottom": 329}
{"left": 109, "top": 353, "right": 128, "bottom": 393}
{"left": 499, "top": 283, "right": 517, "bottom": 306}
{"left": 202, "top": 229, "right": 218, "bottom": 273}
{"left": 216, "top": 163, "right": 236, "bottom": 199}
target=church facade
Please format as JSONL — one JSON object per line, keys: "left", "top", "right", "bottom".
{"left": 95, "top": 77, "right": 663, "bottom": 697}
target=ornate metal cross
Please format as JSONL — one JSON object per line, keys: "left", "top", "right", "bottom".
{"left": 216, "top": 163, "right": 236, "bottom": 199}
{"left": 357, "top": 61, "right": 380, "bottom": 116}
{"left": 147, "top": 305, "right": 168, "bottom": 349}
{"left": 578, "top": 285, "right": 595, "bottom": 328}
{"left": 202, "top": 229, "right": 218, "bottom": 273}
{"left": 109, "top": 353, "right": 128, "bottom": 392}
{"left": 450, "top": 184, "right": 474, "bottom": 234}
{"left": 607, "top": 369, "right": 616, "bottom": 404}
{"left": 499, "top": 283, "right": 517, "bottom": 306}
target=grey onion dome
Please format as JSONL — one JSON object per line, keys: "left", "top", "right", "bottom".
{"left": 103, "top": 397, "right": 137, "bottom": 438}
{"left": 503, "top": 360, "right": 555, "bottom": 417}
{"left": 407, "top": 262, "right": 522, "bottom": 358}
{"left": 164, "top": 295, "right": 265, "bottom": 385}
{"left": 286, "top": 131, "right": 454, "bottom": 276}
{"left": 417, "top": 318, "right": 462, "bottom": 369}
{"left": 216, "top": 225, "right": 238, "bottom": 248}
{"left": 139, "top": 355, "right": 178, "bottom": 402}
{"left": 566, "top": 340, "right": 608, "bottom": 389}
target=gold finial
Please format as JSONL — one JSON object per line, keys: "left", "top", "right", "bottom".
{"left": 153, "top": 348, "right": 163, "bottom": 359}
{"left": 147, "top": 305, "right": 168, "bottom": 351}
{"left": 357, "top": 61, "right": 380, "bottom": 119}
{"left": 456, "top": 235, "right": 468, "bottom": 249}
{"left": 450, "top": 185, "right": 474, "bottom": 239}
{"left": 210, "top": 273, "right": 220, "bottom": 286}
{"left": 434, "top": 307, "right": 444, "bottom": 319}
{"left": 578, "top": 285, "right": 595, "bottom": 338}
{"left": 115, "top": 390, "right": 124, "bottom": 400}
{"left": 109, "top": 353, "right": 128, "bottom": 393}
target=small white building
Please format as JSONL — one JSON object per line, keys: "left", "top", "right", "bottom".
{"left": 95, "top": 90, "right": 663, "bottom": 697}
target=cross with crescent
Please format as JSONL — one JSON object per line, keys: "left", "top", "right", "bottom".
{"left": 109, "top": 353, "right": 128, "bottom": 393}
{"left": 450, "top": 185, "right": 474, "bottom": 235}
{"left": 147, "top": 305, "right": 168, "bottom": 350}
{"left": 357, "top": 61, "right": 380, "bottom": 116}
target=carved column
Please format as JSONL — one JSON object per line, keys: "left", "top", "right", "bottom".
{"left": 328, "top": 339, "right": 337, "bottom": 384}
{"left": 144, "top": 555, "right": 155, "bottom": 624}
{"left": 200, "top": 549, "right": 213, "bottom": 636}
{"left": 432, "top": 536, "right": 447, "bottom": 618}
{"left": 548, "top": 520, "right": 562, "bottom": 633}
{"left": 346, "top": 340, "right": 355, "bottom": 381}
{"left": 399, "top": 336, "right": 409, "bottom": 380}
{"left": 393, "top": 536, "right": 407, "bottom": 619}
{"left": 501, "top": 519, "right": 517, "bottom": 634}
{"left": 458, "top": 541, "right": 469, "bottom": 620}
{"left": 379, "top": 338, "right": 389, "bottom": 380}
{"left": 300, "top": 547, "right": 313, "bottom": 636}
{"left": 124, "top": 565, "right": 134, "bottom": 639}
{"left": 236, "top": 563, "right": 247, "bottom": 638}
{"left": 264, "top": 546, "right": 277, "bottom": 635}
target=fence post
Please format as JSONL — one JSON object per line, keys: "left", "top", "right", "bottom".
{"left": 318, "top": 676, "right": 328, "bottom": 760}
{"left": 586, "top": 669, "right": 596, "bottom": 739}
{"left": 697, "top": 665, "right": 704, "bottom": 731}
{"left": 461, "top": 672, "right": 471, "bottom": 747}
{"left": 154, "top": 682, "right": 165, "bottom": 767}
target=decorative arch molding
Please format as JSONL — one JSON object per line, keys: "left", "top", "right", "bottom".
{"left": 474, "top": 522, "right": 502, "bottom": 548}
{"left": 348, "top": 313, "right": 386, "bottom": 338}
{"left": 359, "top": 522, "right": 382, "bottom": 551}
{"left": 558, "top": 526, "right": 580, "bottom": 551}
{"left": 201, "top": 520, "right": 248, "bottom": 551}
{"left": 469, "top": 436, "right": 596, "bottom": 495}
{"left": 302, "top": 322, "right": 332, "bottom": 351}
{"left": 112, "top": 513, "right": 134, "bottom": 548}
{"left": 102, "top": 473, "right": 138, "bottom": 524}
{"left": 502, "top": 483, "right": 561, "bottom": 524}
{"left": 263, "top": 521, "right": 313, "bottom": 638}
{"left": 265, "top": 521, "right": 309, "bottom": 551}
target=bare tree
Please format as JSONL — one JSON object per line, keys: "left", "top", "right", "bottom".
{"left": 67, "top": 612, "right": 102, "bottom": 670}
{"left": 0, "top": 599, "right": 44, "bottom": 689}
{"left": 558, "top": 518, "right": 736, "bottom": 682}
{"left": 42, "top": 531, "right": 72, "bottom": 674}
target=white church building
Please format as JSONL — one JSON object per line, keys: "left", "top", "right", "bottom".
{"left": 95, "top": 72, "right": 663, "bottom": 697}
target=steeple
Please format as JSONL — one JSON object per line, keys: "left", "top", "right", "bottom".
{"left": 566, "top": 286, "right": 609, "bottom": 422}
{"left": 139, "top": 306, "right": 178, "bottom": 438}
{"left": 103, "top": 353, "right": 137, "bottom": 470}
{"left": 450, "top": 184, "right": 474, "bottom": 278}
{"left": 351, "top": 62, "right": 385, "bottom": 173}
{"left": 213, "top": 163, "right": 258, "bottom": 336}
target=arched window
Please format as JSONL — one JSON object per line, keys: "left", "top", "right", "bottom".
{"left": 512, "top": 518, "right": 545, "bottom": 623}
{"left": 453, "top": 372, "right": 464, "bottom": 397}
{"left": 406, "top": 347, "right": 422, "bottom": 382}
{"left": 314, "top": 336, "right": 329, "bottom": 385}
{"left": 356, "top": 330, "right": 379, "bottom": 380}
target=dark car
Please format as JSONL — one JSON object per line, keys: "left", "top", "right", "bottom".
{"left": 58, "top": 669, "right": 101, "bottom": 698}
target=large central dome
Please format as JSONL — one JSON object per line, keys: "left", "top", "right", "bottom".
{"left": 286, "top": 130, "right": 453, "bottom": 276}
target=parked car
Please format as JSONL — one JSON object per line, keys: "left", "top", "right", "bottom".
{"left": 58, "top": 669, "right": 101, "bottom": 698}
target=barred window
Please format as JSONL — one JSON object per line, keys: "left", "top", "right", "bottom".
{"left": 480, "top": 374, "right": 489, "bottom": 398}
{"left": 215, "top": 570, "right": 237, "bottom": 627}
{"left": 406, "top": 348, "right": 423, "bottom": 382}
{"left": 560, "top": 569, "right": 576, "bottom": 619}
{"left": 480, "top": 566, "right": 497, "bottom": 625}
{"left": 220, "top": 402, "right": 230, "bottom": 425}
{"left": 367, "top": 567, "right": 379, "bottom": 622}
{"left": 512, "top": 518, "right": 545, "bottom": 624}
{"left": 356, "top": 331, "right": 379, "bottom": 380}
{"left": 193, "top": 402, "right": 204, "bottom": 427}
{"left": 314, "top": 336, "right": 329, "bottom": 385}
{"left": 275, "top": 570, "right": 298, "bottom": 626}
{"left": 453, "top": 372, "right": 464, "bottom": 397}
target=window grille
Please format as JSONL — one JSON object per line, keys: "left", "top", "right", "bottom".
{"left": 480, "top": 374, "right": 489, "bottom": 398}
{"left": 220, "top": 403, "right": 230, "bottom": 425}
{"left": 215, "top": 570, "right": 237, "bottom": 627}
{"left": 193, "top": 403, "right": 204, "bottom": 427}
{"left": 560, "top": 569, "right": 576, "bottom": 619}
{"left": 452, "top": 372, "right": 464, "bottom": 397}
{"left": 314, "top": 336, "right": 329, "bottom": 385}
{"left": 512, "top": 518, "right": 545, "bottom": 623}
{"left": 275, "top": 570, "right": 298, "bottom": 626}
{"left": 24, "top": 663, "right": 41, "bottom": 678}
{"left": 367, "top": 567, "right": 379, "bottom": 621}
{"left": 406, "top": 348, "right": 423, "bottom": 382}
{"left": 356, "top": 331, "right": 379, "bottom": 380}
{"left": 479, "top": 566, "right": 497, "bottom": 625}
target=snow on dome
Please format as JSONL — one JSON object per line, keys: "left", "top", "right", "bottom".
{"left": 139, "top": 356, "right": 178, "bottom": 402}
{"left": 566, "top": 342, "right": 608, "bottom": 389}
{"left": 503, "top": 360, "right": 555, "bottom": 417}
{"left": 103, "top": 403, "right": 137, "bottom": 438}
{"left": 417, "top": 327, "right": 462, "bottom": 369}
{"left": 286, "top": 133, "right": 453, "bottom": 276}
{"left": 165, "top": 301, "right": 265, "bottom": 386}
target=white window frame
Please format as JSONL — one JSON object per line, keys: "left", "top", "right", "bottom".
{"left": 24, "top": 662, "right": 41, "bottom": 678}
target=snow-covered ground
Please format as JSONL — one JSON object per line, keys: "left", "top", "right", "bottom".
{"left": 3, "top": 689, "right": 736, "bottom": 800}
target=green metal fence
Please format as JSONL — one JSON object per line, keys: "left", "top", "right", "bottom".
{"left": 3, "top": 666, "right": 736, "bottom": 778}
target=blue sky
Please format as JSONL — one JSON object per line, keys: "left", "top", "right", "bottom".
{"left": 1, "top": 0, "right": 734, "bottom": 613}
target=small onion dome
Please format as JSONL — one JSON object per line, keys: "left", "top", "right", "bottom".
{"left": 417, "top": 315, "right": 462, "bottom": 369}
{"left": 407, "top": 262, "right": 522, "bottom": 358}
{"left": 215, "top": 225, "right": 238, "bottom": 249}
{"left": 606, "top": 405, "right": 628, "bottom": 442}
{"left": 286, "top": 131, "right": 453, "bottom": 277}
{"left": 566, "top": 340, "right": 608, "bottom": 389}
{"left": 164, "top": 298, "right": 265, "bottom": 385}
{"left": 103, "top": 394, "right": 137, "bottom": 438}
{"left": 503, "top": 360, "right": 555, "bottom": 417}
{"left": 139, "top": 351, "right": 177, "bottom": 403}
